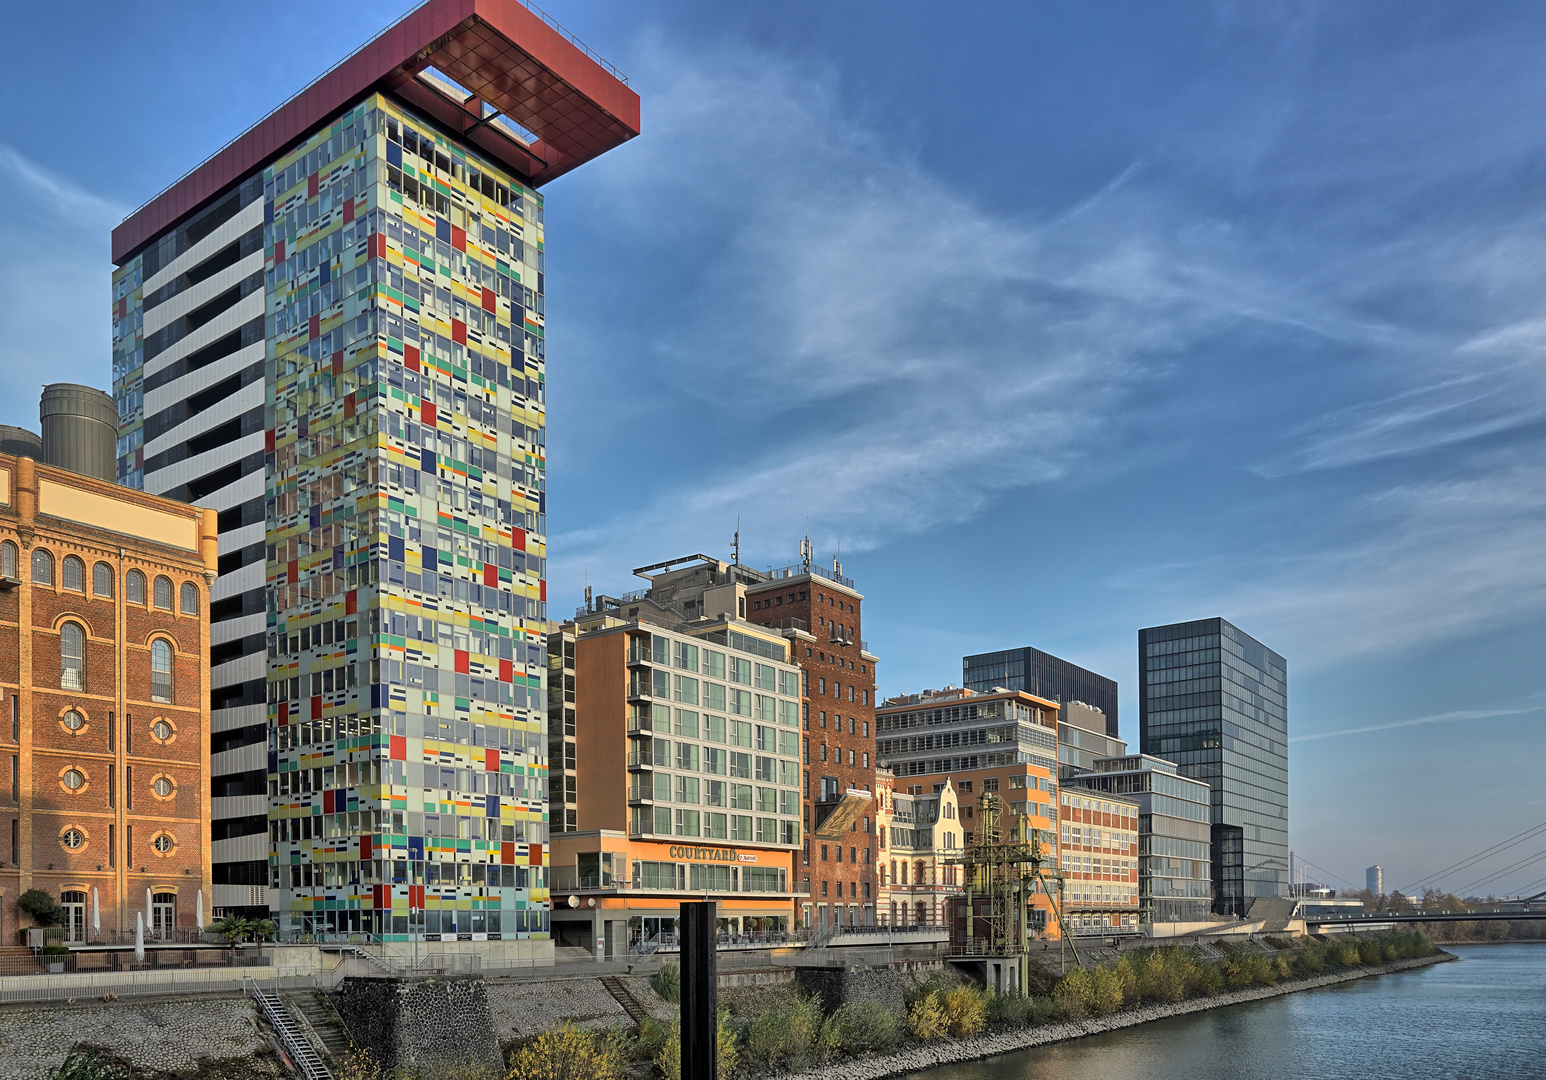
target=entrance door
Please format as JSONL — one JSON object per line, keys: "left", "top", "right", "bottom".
{"left": 60, "top": 892, "right": 86, "bottom": 942}
{"left": 152, "top": 894, "right": 176, "bottom": 940}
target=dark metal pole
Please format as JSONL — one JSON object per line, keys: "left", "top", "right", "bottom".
{"left": 680, "top": 900, "right": 717, "bottom": 1080}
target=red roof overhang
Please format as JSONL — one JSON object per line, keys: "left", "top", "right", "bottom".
{"left": 112, "top": 0, "right": 639, "bottom": 265}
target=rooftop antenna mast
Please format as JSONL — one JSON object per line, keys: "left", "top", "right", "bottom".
{"left": 834, "top": 540, "right": 843, "bottom": 578}
{"left": 583, "top": 570, "right": 592, "bottom": 614}
{"left": 801, "top": 519, "right": 812, "bottom": 573}
{"left": 732, "top": 516, "right": 741, "bottom": 567}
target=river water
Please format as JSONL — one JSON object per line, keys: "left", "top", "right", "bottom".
{"left": 905, "top": 945, "right": 1546, "bottom": 1080}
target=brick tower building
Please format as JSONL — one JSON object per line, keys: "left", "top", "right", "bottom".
{"left": 0, "top": 452, "right": 216, "bottom": 942}
{"left": 745, "top": 552, "right": 878, "bottom": 929}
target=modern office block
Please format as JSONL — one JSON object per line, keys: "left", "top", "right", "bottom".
{"left": 1367, "top": 865, "right": 1384, "bottom": 896}
{"left": 1139, "top": 618, "right": 1287, "bottom": 916}
{"left": 108, "top": 0, "right": 639, "bottom": 938}
{"left": 581, "top": 552, "right": 881, "bottom": 929}
{"left": 963, "top": 646, "right": 1119, "bottom": 737}
{"left": 1063, "top": 754, "right": 1213, "bottom": 926}
{"left": 546, "top": 614, "right": 804, "bottom": 952}
{"left": 0, "top": 449, "right": 217, "bottom": 942}
{"left": 1057, "top": 787, "right": 1140, "bottom": 935}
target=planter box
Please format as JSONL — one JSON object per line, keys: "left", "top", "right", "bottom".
{"left": 45, "top": 961, "right": 64, "bottom": 974}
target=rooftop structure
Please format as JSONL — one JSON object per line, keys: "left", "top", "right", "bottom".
{"left": 112, "top": 0, "right": 640, "bottom": 264}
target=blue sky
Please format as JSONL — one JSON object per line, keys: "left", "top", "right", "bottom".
{"left": 1, "top": 1, "right": 1542, "bottom": 899}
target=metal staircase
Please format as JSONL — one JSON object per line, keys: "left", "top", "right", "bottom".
{"left": 246, "top": 976, "right": 333, "bottom": 1080}
{"left": 599, "top": 974, "right": 652, "bottom": 1025}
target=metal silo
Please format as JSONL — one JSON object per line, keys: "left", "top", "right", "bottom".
{"left": 40, "top": 383, "right": 118, "bottom": 481}
{"left": 0, "top": 425, "right": 42, "bottom": 459}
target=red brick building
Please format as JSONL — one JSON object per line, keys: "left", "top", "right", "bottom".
{"left": 0, "top": 453, "right": 216, "bottom": 942}
{"left": 746, "top": 560, "right": 879, "bottom": 929}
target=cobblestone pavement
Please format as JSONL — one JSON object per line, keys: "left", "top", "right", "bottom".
{"left": 0, "top": 996, "right": 264, "bottom": 1079}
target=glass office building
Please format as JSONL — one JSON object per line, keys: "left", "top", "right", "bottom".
{"left": 1138, "top": 618, "right": 1287, "bottom": 916}
{"left": 963, "top": 647, "right": 1118, "bottom": 737}
{"left": 1063, "top": 755, "right": 1213, "bottom": 925}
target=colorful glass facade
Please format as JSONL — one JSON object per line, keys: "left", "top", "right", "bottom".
{"left": 266, "top": 95, "right": 549, "bottom": 940}
{"left": 113, "top": 92, "right": 554, "bottom": 941}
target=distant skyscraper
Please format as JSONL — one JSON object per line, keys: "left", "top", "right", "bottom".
{"left": 1367, "top": 865, "right": 1384, "bottom": 896}
{"left": 963, "top": 646, "right": 1118, "bottom": 737}
{"left": 1138, "top": 618, "right": 1287, "bottom": 916}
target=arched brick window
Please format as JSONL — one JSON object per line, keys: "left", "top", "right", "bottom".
{"left": 150, "top": 639, "right": 173, "bottom": 704}
{"left": 60, "top": 622, "right": 85, "bottom": 691}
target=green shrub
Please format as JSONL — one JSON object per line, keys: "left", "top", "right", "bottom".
{"left": 742, "top": 993, "right": 825, "bottom": 1068}
{"left": 986, "top": 992, "right": 1033, "bottom": 1026}
{"left": 650, "top": 963, "right": 681, "bottom": 1003}
{"left": 1296, "top": 944, "right": 1326, "bottom": 975}
{"left": 1112, "top": 957, "right": 1139, "bottom": 1007}
{"left": 654, "top": 1010, "right": 737, "bottom": 1080}
{"left": 1357, "top": 938, "right": 1385, "bottom": 965}
{"left": 823, "top": 1001, "right": 901, "bottom": 1056}
{"left": 41, "top": 944, "right": 70, "bottom": 957}
{"left": 1028, "top": 996, "right": 1062, "bottom": 1024}
{"left": 940, "top": 985, "right": 988, "bottom": 1038}
{"left": 906, "top": 993, "right": 948, "bottom": 1040}
{"left": 1127, "top": 947, "right": 1202, "bottom": 1003}
{"left": 1054, "top": 964, "right": 1123, "bottom": 1017}
{"left": 634, "top": 1018, "right": 666, "bottom": 1062}
{"left": 1054, "top": 968, "right": 1092, "bottom": 1019}
{"left": 1088, "top": 966, "right": 1125, "bottom": 1015}
{"left": 50, "top": 1046, "right": 130, "bottom": 1080}
{"left": 19, "top": 889, "right": 61, "bottom": 927}
{"left": 1192, "top": 962, "right": 1224, "bottom": 996}
{"left": 506, "top": 1022, "right": 626, "bottom": 1080}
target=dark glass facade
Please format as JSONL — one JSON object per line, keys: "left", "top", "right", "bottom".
{"left": 1138, "top": 618, "right": 1287, "bottom": 916}
{"left": 962, "top": 647, "right": 1118, "bottom": 737}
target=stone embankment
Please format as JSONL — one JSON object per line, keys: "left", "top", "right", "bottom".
{"left": 781, "top": 953, "right": 1454, "bottom": 1080}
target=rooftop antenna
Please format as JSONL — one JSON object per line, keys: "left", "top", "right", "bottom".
{"left": 732, "top": 516, "right": 741, "bottom": 567}
{"left": 834, "top": 540, "right": 843, "bottom": 578}
{"left": 801, "top": 519, "right": 812, "bottom": 572}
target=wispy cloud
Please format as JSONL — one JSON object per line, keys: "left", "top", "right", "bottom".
{"left": 1111, "top": 449, "right": 1546, "bottom": 669}
{"left": 0, "top": 146, "right": 123, "bottom": 227}
{"left": 1290, "top": 700, "right": 1546, "bottom": 743}
{"left": 0, "top": 145, "right": 124, "bottom": 426}
{"left": 548, "top": 38, "right": 1333, "bottom": 589}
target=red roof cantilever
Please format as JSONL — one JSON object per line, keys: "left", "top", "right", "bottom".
{"left": 111, "top": 0, "right": 640, "bottom": 265}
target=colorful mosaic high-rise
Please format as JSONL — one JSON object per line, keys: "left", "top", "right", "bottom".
{"left": 113, "top": 93, "right": 553, "bottom": 941}
{"left": 263, "top": 95, "right": 550, "bottom": 940}
{"left": 108, "top": 0, "right": 639, "bottom": 945}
